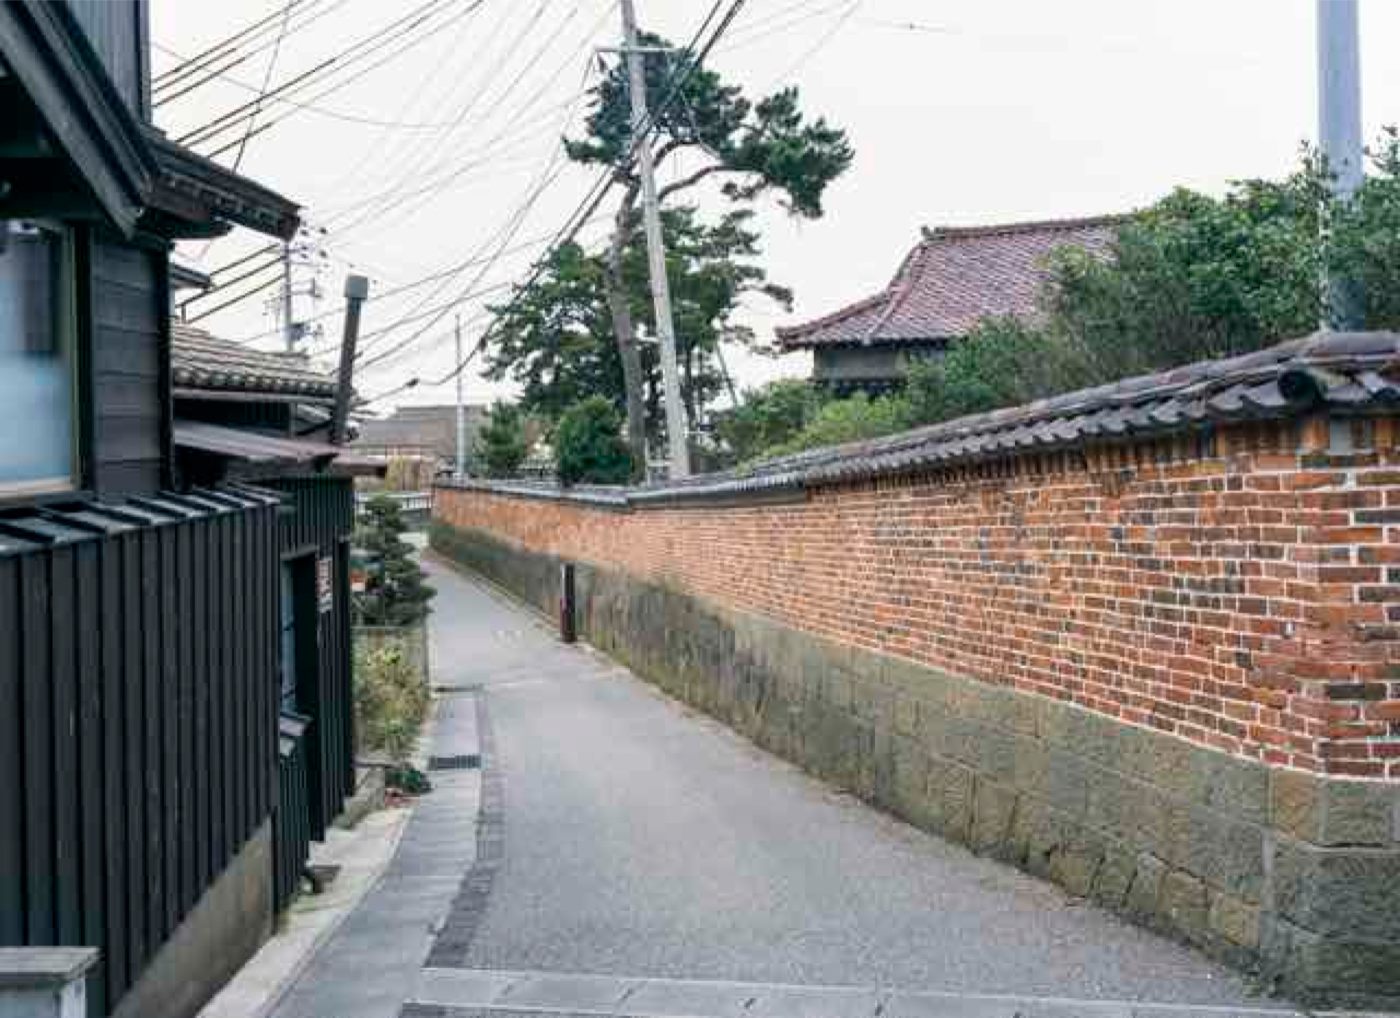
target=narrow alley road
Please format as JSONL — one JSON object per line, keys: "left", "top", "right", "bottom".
{"left": 395, "top": 554, "right": 1286, "bottom": 1018}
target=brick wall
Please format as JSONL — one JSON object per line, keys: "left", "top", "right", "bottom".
{"left": 436, "top": 416, "right": 1400, "bottom": 778}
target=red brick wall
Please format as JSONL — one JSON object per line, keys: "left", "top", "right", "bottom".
{"left": 435, "top": 417, "right": 1400, "bottom": 777}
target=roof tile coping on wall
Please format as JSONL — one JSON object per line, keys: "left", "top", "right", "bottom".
{"left": 437, "top": 331, "right": 1400, "bottom": 509}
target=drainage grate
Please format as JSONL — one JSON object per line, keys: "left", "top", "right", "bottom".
{"left": 428, "top": 753, "right": 481, "bottom": 771}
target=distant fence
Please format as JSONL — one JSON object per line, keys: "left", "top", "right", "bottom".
{"left": 355, "top": 490, "right": 432, "bottom": 529}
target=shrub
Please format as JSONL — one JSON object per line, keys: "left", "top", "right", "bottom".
{"left": 553, "top": 396, "right": 633, "bottom": 485}
{"left": 353, "top": 637, "right": 429, "bottom": 763}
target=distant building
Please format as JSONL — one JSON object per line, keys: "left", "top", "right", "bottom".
{"left": 776, "top": 216, "right": 1121, "bottom": 392}
{"left": 352, "top": 403, "right": 490, "bottom": 468}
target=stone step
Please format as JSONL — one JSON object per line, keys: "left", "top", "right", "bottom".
{"left": 405, "top": 968, "right": 1355, "bottom": 1018}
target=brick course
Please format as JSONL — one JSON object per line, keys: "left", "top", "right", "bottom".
{"left": 436, "top": 418, "right": 1400, "bottom": 778}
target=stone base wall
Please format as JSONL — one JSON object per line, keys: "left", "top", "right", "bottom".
{"left": 111, "top": 821, "right": 273, "bottom": 1018}
{"left": 431, "top": 521, "right": 1400, "bottom": 1007}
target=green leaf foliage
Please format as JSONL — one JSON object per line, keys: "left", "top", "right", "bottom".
{"left": 566, "top": 35, "right": 853, "bottom": 217}
{"left": 484, "top": 209, "right": 790, "bottom": 431}
{"left": 475, "top": 400, "right": 529, "bottom": 478}
{"left": 554, "top": 396, "right": 634, "bottom": 486}
{"left": 353, "top": 495, "right": 435, "bottom": 627}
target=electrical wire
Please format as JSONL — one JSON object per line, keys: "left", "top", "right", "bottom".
{"left": 228, "top": 1, "right": 296, "bottom": 171}
{"left": 322, "top": 0, "right": 578, "bottom": 238}
{"left": 154, "top": 0, "right": 355, "bottom": 105}
{"left": 177, "top": 0, "right": 464, "bottom": 148}
{"left": 152, "top": 39, "right": 464, "bottom": 130}
{"left": 362, "top": 0, "right": 748, "bottom": 405}
{"left": 154, "top": 0, "right": 317, "bottom": 89}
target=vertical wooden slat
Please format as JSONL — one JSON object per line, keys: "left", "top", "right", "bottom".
{"left": 20, "top": 553, "right": 53, "bottom": 943}
{"left": 194, "top": 516, "right": 211, "bottom": 892}
{"left": 210, "top": 515, "right": 226, "bottom": 871}
{"left": 159, "top": 524, "right": 179, "bottom": 934}
{"left": 140, "top": 529, "right": 165, "bottom": 945}
{"left": 0, "top": 558, "right": 23, "bottom": 945}
{"left": 121, "top": 533, "right": 146, "bottom": 973}
{"left": 177, "top": 522, "right": 196, "bottom": 916}
{"left": 99, "top": 536, "right": 128, "bottom": 1004}
{"left": 50, "top": 547, "right": 80, "bottom": 947}
{"left": 73, "top": 542, "right": 104, "bottom": 1016}
{"left": 220, "top": 512, "right": 235, "bottom": 865}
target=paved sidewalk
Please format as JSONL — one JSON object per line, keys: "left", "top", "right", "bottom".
{"left": 268, "top": 630, "right": 483, "bottom": 1018}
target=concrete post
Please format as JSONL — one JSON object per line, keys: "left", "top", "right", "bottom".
{"left": 0, "top": 948, "right": 98, "bottom": 1018}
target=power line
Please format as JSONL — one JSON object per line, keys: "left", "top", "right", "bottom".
{"left": 153, "top": 0, "right": 316, "bottom": 89}
{"left": 152, "top": 41, "right": 469, "bottom": 129}
{"left": 324, "top": 0, "right": 585, "bottom": 238}
{"left": 363, "top": 0, "right": 748, "bottom": 406}
{"left": 228, "top": 0, "right": 296, "bottom": 171}
{"left": 201, "top": 0, "right": 491, "bottom": 161}
{"left": 153, "top": 0, "right": 353, "bottom": 105}
{"left": 176, "top": 0, "right": 463, "bottom": 148}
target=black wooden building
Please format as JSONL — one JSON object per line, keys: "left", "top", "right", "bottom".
{"left": 0, "top": 4, "right": 357, "bottom": 1016}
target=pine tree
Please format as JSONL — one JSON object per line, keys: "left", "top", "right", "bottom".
{"left": 475, "top": 401, "right": 528, "bottom": 478}
{"left": 354, "top": 495, "right": 434, "bottom": 627}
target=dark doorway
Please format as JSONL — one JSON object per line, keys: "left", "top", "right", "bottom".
{"left": 279, "top": 552, "right": 324, "bottom": 837}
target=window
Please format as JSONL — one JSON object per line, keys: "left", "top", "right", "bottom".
{"left": 0, "top": 222, "right": 76, "bottom": 496}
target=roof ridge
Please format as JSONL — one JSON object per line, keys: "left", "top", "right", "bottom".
{"left": 919, "top": 213, "right": 1130, "bottom": 242}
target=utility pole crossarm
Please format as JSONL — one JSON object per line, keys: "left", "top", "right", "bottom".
{"left": 619, "top": 0, "right": 690, "bottom": 479}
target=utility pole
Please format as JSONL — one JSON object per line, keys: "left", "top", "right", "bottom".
{"left": 454, "top": 314, "right": 467, "bottom": 478}
{"left": 619, "top": 0, "right": 689, "bottom": 478}
{"left": 281, "top": 240, "right": 295, "bottom": 352}
{"left": 1318, "top": 0, "right": 1365, "bottom": 330}
{"left": 330, "top": 274, "right": 369, "bottom": 445}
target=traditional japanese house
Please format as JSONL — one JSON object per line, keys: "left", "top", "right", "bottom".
{"left": 0, "top": 4, "right": 355, "bottom": 1016}
{"left": 775, "top": 217, "right": 1121, "bottom": 393}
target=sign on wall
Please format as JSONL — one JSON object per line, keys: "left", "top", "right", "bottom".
{"left": 317, "top": 556, "right": 334, "bottom": 614}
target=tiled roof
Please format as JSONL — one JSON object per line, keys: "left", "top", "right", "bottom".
{"left": 171, "top": 323, "right": 337, "bottom": 400}
{"left": 776, "top": 216, "right": 1122, "bottom": 349}
{"left": 445, "top": 331, "right": 1400, "bottom": 507}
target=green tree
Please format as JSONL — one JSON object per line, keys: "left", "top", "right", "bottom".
{"left": 475, "top": 400, "right": 529, "bottom": 478}
{"left": 554, "top": 396, "right": 633, "bottom": 486}
{"left": 561, "top": 34, "right": 853, "bottom": 470}
{"left": 765, "top": 391, "right": 911, "bottom": 457}
{"left": 485, "top": 208, "right": 791, "bottom": 437}
{"left": 714, "top": 378, "right": 827, "bottom": 462}
{"left": 354, "top": 495, "right": 434, "bottom": 627}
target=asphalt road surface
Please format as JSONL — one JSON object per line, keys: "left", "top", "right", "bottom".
{"left": 418, "top": 553, "right": 1265, "bottom": 1013}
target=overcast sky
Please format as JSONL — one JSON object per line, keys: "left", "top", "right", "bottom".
{"left": 150, "top": 0, "right": 1400, "bottom": 415}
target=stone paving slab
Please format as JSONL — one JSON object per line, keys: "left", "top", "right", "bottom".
{"left": 403, "top": 968, "right": 1384, "bottom": 1018}
{"left": 268, "top": 688, "right": 483, "bottom": 1018}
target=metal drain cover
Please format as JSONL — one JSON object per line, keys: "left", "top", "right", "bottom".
{"left": 428, "top": 754, "right": 481, "bottom": 771}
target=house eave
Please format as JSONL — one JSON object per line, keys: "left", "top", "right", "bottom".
{"left": 143, "top": 129, "right": 300, "bottom": 241}
{"left": 0, "top": 1, "right": 154, "bottom": 235}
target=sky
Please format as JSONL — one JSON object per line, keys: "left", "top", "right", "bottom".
{"left": 149, "top": 0, "right": 1400, "bottom": 417}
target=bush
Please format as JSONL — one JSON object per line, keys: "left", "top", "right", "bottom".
{"left": 554, "top": 396, "right": 633, "bottom": 485}
{"left": 715, "top": 379, "right": 827, "bottom": 463}
{"left": 354, "top": 636, "right": 429, "bottom": 763}
{"left": 765, "top": 390, "right": 910, "bottom": 456}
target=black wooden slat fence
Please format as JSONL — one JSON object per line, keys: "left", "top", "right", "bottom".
{"left": 0, "top": 490, "right": 280, "bottom": 1016}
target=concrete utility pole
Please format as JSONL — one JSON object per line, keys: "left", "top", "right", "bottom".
{"left": 331, "top": 274, "right": 369, "bottom": 445}
{"left": 282, "top": 240, "right": 295, "bottom": 352}
{"left": 1318, "top": 0, "right": 1365, "bottom": 330}
{"left": 454, "top": 314, "right": 467, "bottom": 478}
{"left": 619, "top": 0, "right": 689, "bottom": 478}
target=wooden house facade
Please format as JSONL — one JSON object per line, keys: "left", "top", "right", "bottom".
{"left": 0, "top": 4, "right": 356, "bottom": 1016}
